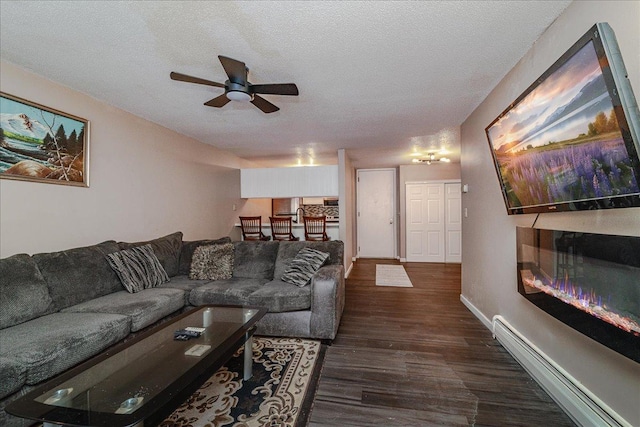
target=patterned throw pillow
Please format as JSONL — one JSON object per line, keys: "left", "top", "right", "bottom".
{"left": 281, "top": 248, "right": 330, "bottom": 287}
{"left": 189, "top": 243, "right": 234, "bottom": 281}
{"left": 106, "top": 244, "right": 169, "bottom": 293}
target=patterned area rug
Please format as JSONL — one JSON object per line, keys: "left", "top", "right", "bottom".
{"left": 375, "top": 264, "right": 413, "bottom": 287}
{"left": 160, "top": 337, "right": 325, "bottom": 427}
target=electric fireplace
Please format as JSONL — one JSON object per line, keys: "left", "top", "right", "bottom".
{"left": 516, "top": 227, "right": 640, "bottom": 362}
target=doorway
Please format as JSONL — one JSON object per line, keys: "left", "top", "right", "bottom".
{"left": 357, "top": 169, "right": 396, "bottom": 258}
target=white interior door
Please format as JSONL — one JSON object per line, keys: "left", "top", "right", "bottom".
{"left": 406, "top": 183, "right": 445, "bottom": 262}
{"left": 445, "top": 182, "right": 462, "bottom": 263}
{"left": 406, "top": 184, "right": 428, "bottom": 261}
{"left": 405, "top": 182, "right": 462, "bottom": 262}
{"left": 357, "top": 169, "right": 396, "bottom": 258}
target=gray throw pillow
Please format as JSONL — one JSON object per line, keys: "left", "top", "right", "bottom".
{"left": 106, "top": 244, "right": 169, "bottom": 293}
{"left": 117, "top": 231, "right": 183, "bottom": 277}
{"left": 179, "top": 237, "right": 232, "bottom": 275}
{"left": 281, "top": 247, "right": 329, "bottom": 287}
{"left": 189, "top": 243, "right": 234, "bottom": 281}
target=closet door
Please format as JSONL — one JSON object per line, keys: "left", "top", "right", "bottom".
{"left": 445, "top": 182, "right": 462, "bottom": 263}
{"left": 406, "top": 183, "right": 445, "bottom": 262}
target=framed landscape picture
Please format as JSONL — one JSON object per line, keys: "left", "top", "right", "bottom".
{"left": 0, "top": 92, "right": 89, "bottom": 187}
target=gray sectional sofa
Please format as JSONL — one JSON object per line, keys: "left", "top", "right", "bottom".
{"left": 0, "top": 232, "right": 345, "bottom": 427}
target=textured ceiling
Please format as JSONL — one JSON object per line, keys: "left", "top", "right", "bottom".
{"left": 0, "top": 1, "right": 571, "bottom": 168}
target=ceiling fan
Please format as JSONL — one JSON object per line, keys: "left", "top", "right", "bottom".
{"left": 170, "top": 55, "right": 299, "bottom": 113}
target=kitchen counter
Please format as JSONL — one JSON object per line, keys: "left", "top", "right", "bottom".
{"left": 234, "top": 222, "right": 339, "bottom": 240}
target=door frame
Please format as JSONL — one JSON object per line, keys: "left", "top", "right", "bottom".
{"left": 356, "top": 168, "right": 397, "bottom": 259}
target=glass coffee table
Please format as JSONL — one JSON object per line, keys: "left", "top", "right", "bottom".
{"left": 6, "top": 305, "right": 266, "bottom": 427}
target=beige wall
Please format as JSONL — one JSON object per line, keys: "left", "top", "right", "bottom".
{"left": 0, "top": 61, "right": 256, "bottom": 257}
{"left": 398, "top": 163, "right": 461, "bottom": 259}
{"left": 460, "top": 1, "right": 640, "bottom": 424}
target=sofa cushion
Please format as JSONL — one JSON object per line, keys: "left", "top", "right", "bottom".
{"left": 189, "top": 243, "right": 234, "bottom": 281}
{"left": 247, "top": 280, "right": 312, "bottom": 312}
{"left": 157, "top": 275, "right": 211, "bottom": 304}
{"left": 281, "top": 248, "right": 329, "bottom": 287}
{"left": 107, "top": 244, "right": 169, "bottom": 293}
{"left": 158, "top": 275, "right": 211, "bottom": 291}
{"left": 0, "top": 254, "right": 52, "bottom": 329}
{"left": 118, "top": 231, "right": 183, "bottom": 277}
{"left": 189, "top": 278, "right": 268, "bottom": 307}
{"left": 274, "top": 241, "right": 344, "bottom": 280}
{"left": 0, "top": 357, "right": 26, "bottom": 399}
{"left": 0, "top": 312, "right": 130, "bottom": 385}
{"left": 32, "top": 241, "right": 123, "bottom": 311}
{"left": 232, "top": 241, "right": 279, "bottom": 280}
{"left": 179, "top": 237, "right": 232, "bottom": 275}
{"left": 61, "top": 288, "right": 185, "bottom": 332}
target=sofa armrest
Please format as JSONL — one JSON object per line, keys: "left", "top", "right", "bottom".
{"left": 309, "top": 264, "right": 345, "bottom": 340}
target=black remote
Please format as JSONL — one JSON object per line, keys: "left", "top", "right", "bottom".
{"left": 174, "top": 329, "right": 201, "bottom": 338}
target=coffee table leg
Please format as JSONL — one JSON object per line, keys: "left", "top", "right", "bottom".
{"left": 244, "top": 332, "right": 253, "bottom": 381}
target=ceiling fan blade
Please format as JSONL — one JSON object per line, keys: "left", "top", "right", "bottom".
{"left": 218, "top": 55, "right": 247, "bottom": 84}
{"left": 170, "top": 72, "right": 224, "bottom": 88}
{"left": 251, "top": 95, "right": 279, "bottom": 113}
{"left": 250, "top": 83, "right": 299, "bottom": 96}
{"left": 204, "top": 94, "right": 231, "bottom": 108}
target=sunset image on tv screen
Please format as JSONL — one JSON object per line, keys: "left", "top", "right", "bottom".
{"left": 486, "top": 41, "right": 639, "bottom": 209}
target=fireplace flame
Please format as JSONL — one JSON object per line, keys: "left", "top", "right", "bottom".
{"left": 522, "top": 270, "right": 640, "bottom": 336}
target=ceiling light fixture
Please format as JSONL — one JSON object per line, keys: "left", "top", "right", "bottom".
{"left": 412, "top": 153, "right": 450, "bottom": 165}
{"left": 226, "top": 91, "right": 252, "bottom": 102}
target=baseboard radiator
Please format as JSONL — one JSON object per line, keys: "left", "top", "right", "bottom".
{"left": 492, "top": 315, "right": 629, "bottom": 427}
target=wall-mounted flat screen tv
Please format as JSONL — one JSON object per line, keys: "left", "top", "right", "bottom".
{"left": 486, "top": 23, "right": 640, "bottom": 215}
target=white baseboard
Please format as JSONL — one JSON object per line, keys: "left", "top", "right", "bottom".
{"left": 460, "top": 296, "right": 629, "bottom": 427}
{"left": 345, "top": 262, "right": 353, "bottom": 278}
{"left": 460, "top": 295, "right": 492, "bottom": 330}
{"left": 399, "top": 257, "right": 407, "bottom": 262}
{"left": 492, "top": 315, "right": 629, "bottom": 427}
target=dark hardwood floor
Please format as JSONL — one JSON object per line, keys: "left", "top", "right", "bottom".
{"left": 309, "top": 259, "right": 576, "bottom": 427}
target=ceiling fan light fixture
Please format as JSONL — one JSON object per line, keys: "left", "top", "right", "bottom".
{"left": 226, "top": 91, "right": 252, "bottom": 102}
{"left": 171, "top": 56, "right": 298, "bottom": 113}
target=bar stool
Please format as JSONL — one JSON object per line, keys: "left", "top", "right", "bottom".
{"left": 239, "top": 216, "right": 270, "bottom": 241}
{"left": 303, "top": 215, "right": 330, "bottom": 241}
{"left": 269, "top": 216, "right": 300, "bottom": 241}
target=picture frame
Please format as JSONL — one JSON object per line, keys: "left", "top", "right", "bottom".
{"left": 0, "top": 92, "right": 89, "bottom": 187}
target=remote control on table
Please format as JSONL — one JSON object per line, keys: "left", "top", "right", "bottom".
{"left": 174, "top": 329, "right": 201, "bottom": 340}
